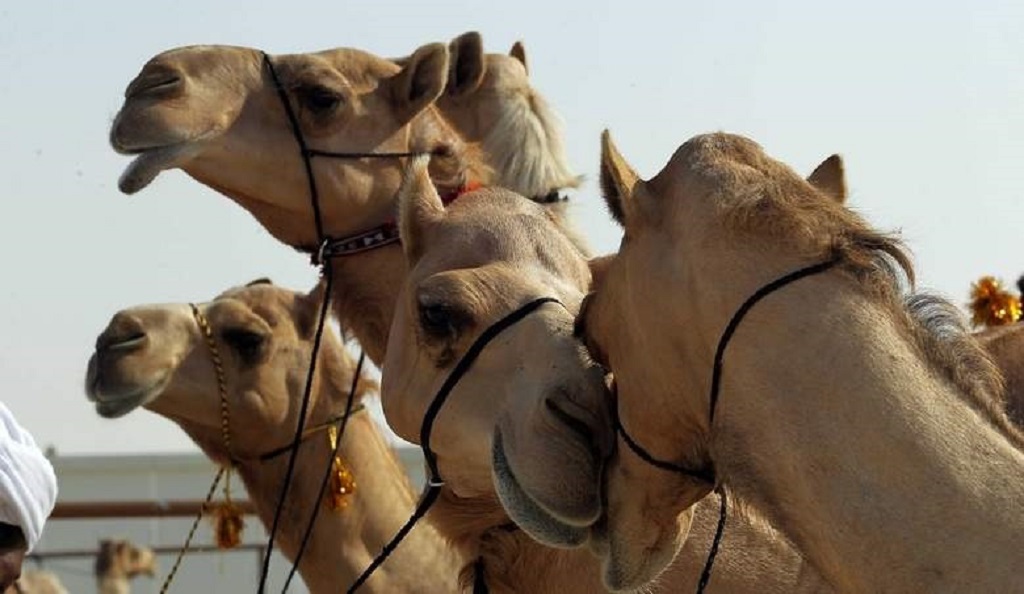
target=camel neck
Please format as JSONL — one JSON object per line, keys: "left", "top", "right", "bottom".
{"left": 96, "top": 577, "right": 129, "bottom": 594}
{"left": 325, "top": 245, "right": 406, "bottom": 365}
{"left": 235, "top": 406, "right": 458, "bottom": 593}
{"left": 713, "top": 289, "right": 1024, "bottom": 591}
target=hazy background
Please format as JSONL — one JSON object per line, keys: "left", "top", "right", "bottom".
{"left": 1, "top": 0, "right": 1021, "bottom": 455}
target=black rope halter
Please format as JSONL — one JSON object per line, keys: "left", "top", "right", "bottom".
{"left": 613, "top": 254, "right": 842, "bottom": 593}
{"left": 256, "top": 51, "right": 435, "bottom": 594}
{"left": 345, "top": 296, "right": 562, "bottom": 593}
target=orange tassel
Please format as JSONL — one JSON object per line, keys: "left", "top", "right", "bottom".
{"left": 210, "top": 500, "right": 245, "bottom": 549}
{"left": 327, "top": 426, "right": 356, "bottom": 511}
{"left": 969, "top": 276, "right": 1022, "bottom": 328}
{"left": 208, "top": 467, "right": 244, "bottom": 549}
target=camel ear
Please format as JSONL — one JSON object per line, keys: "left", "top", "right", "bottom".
{"left": 807, "top": 154, "right": 847, "bottom": 204}
{"left": 448, "top": 32, "right": 485, "bottom": 96}
{"left": 398, "top": 155, "right": 445, "bottom": 264}
{"left": 599, "top": 130, "right": 643, "bottom": 226}
{"left": 390, "top": 43, "right": 449, "bottom": 120}
{"left": 296, "top": 281, "right": 328, "bottom": 339}
{"left": 510, "top": 41, "right": 528, "bottom": 73}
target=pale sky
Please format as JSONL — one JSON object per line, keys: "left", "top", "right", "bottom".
{"left": 1, "top": 0, "right": 1021, "bottom": 455}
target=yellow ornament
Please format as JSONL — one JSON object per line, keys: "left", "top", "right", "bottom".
{"left": 969, "top": 276, "right": 1022, "bottom": 328}
{"left": 328, "top": 425, "right": 356, "bottom": 511}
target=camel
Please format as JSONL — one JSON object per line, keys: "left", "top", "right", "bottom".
{"left": 5, "top": 539, "right": 153, "bottom": 594}
{"left": 84, "top": 280, "right": 460, "bottom": 593}
{"left": 107, "top": 40, "right": 839, "bottom": 591}
{"left": 378, "top": 156, "right": 830, "bottom": 593}
{"left": 500, "top": 130, "right": 1024, "bottom": 591}
{"left": 94, "top": 539, "right": 156, "bottom": 594}
{"left": 970, "top": 275, "right": 1024, "bottom": 426}
{"left": 433, "top": 33, "right": 582, "bottom": 202}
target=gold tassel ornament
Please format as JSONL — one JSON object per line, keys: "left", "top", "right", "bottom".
{"left": 327, "top": 425, "right": 356, "bottom": 511}
{"left": 969, "top": 276, "right": 1022, "bottom": 328}
{"left": 208, "top": 467, "right": 245, "bottom": 549}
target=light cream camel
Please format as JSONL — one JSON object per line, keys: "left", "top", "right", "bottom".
{"left": 503, "top": 131, "right": 1024, "bottom": 591}
{"left": 435, "top": 33, "right": 582, "bottom": 201}
{"left": 84, "top": 280, "right": 460, "bottom": 593}
{"left": 379, "top": 156, "right": 830, "bottom": 593}
{"left": 94, "top": 539, "right": 156, "bottom": 594}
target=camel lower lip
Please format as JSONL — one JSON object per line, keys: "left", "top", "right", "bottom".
{"left": 117, "top": 143, "right": 197, "bottom": 194}
{"left": 94, "top": 394, "right": 147, "bottom": 418}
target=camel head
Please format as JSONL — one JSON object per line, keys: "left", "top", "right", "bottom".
{"left": 434, "top": 33, "right": 581, "bottom": 199}
{"left": 95, "top": 539, "right": 157, "bottom": 579}
{"left": 542, "top": 131, "right": 884, "bottom": 589}
{"left": 110, "top": 42, "right": 475, "bottom": 249}
{"left": 379, "top": 157, "right": 611, "bottom": 546}
{"left": 85, "top": 279, "right": 374, "bottom": 464}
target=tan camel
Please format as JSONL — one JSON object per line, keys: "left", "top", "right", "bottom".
{"left": 109, "top": 37, "right": 586, "bottom": 365}
{"left": 507, "top": 131, "right": 1024, "bottom": 591}
{"left": 84, "top": 280, "right": 460, "bottom": 593}
{"left": 379, "top": 156, "right": 830, "bottom": 593}
{"left": 978, "top": 322, "right": 1024, "bottom": 425}
{"left": 94, "top": 539, "right": 156, "bottom": 594}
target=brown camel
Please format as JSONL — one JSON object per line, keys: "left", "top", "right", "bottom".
{"left": 505, "top": 131, "right": 1024, "bottom": 591}
{"left": 379, "top": 156, "right": 830, "bottom": 593}
{"left": 94, "top": 539, "right": 156, "bottom": 594}
{"left": 85, "top": 280, "right": 460, "bottom": 593}
{"left": 108, "top": 41, "right": 831, "bottom": 591}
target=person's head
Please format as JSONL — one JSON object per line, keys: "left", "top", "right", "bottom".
{"left": 0, "top": 403, "right": 58, "bottom": 590}
{"left": 0, "top": 522, "right": 27, "bottom": 590}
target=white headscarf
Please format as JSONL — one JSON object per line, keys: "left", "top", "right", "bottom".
{"left": 0, "top": 403, "right": 57, "bottom": 552}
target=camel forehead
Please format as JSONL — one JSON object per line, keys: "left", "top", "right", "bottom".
{"left": 652, "top": 132, "right": 800, "bottom": 199}
{"left": 150, "top": 44, "right": 261, "bottom": 73}
{"left": 213, "top": 284, "right": 299, "bottom": 322}
{"left": 276, "top": 48, "right": 400, "bottom": 87}
{"left": 434, "top": 191, "right": 565, "bottom": 259}
{"left": 149, "top": 45, "right": 398, "bottom": 89}
{"left": 418, "top": 191, "right": 587, "bottom": 287}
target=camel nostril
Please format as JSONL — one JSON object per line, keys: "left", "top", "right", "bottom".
{"left": 544, "top": 396, "right": 597, "bottom": 452}
{"left": 125, "top": 66, "right": 183, "bottom": 100}
{"left": 96, "top": 313, "right": 148, "bottom": 353}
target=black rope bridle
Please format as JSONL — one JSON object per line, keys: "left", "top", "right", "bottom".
{"left": 345, "top": 296, "right": 562, "bottom": 593}
{"left": 256, "top": 51, "right": 435, "bottom": 594}
{"left": 258, "top": 50, "right": 543, "bottom": 593}
{"left": 613, "top": 254, "right": 842, "bottom": 593}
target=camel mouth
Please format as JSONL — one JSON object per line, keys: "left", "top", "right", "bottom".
{"left": 86, "top": 356, "right": 168, "bottom": 418}
{"left": 491, "top": 428, "right": 590, "bottom": 548}
{"left": 94, "top": 395, "right": 149, "bottom": 419}
{"left": 117, "top": 141, "right": 203, "bottom": 194}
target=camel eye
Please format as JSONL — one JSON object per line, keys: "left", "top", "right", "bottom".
{"left": 299, "top": 85, "right": 342, "bottom": 114}
{"left": 417, "top": 302, "right": 471, "bottom": 342}
{"left": 221, "top": 328, "right": 266, "bottom": 363}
